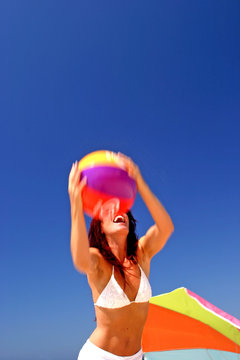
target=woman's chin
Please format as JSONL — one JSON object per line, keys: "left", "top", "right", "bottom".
{"left": 113, "top": 226, "right": 129, "bottom": 236}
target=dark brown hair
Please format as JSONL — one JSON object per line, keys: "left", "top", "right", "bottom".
{"left": 88, "top": 211, "right": 138, "bottom": 280}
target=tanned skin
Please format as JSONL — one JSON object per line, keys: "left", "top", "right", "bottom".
{"left": 68, "top": 153, "right": 174, "bottom": 356}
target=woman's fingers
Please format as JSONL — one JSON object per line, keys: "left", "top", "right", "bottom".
{"left": 79, "top": 176, "right": 87, "bottom": 191}
{"left": 117, "top": 152, "right": 139, "bottom": 179}
{"left": 117, "top": 152, "right": 131, "bottom": 163}
{"left": 69, "top": 161, "right": 78, "bottom": 182}
{"left": 69, "top": 161, "right": 81, "bottom": 187}
{"left": 68, "top": 161, "right": 82, "bottom": 197}
{"left": 117, "top": 152, "right": 131, "bottom": 170}
{"left": 68, "top": 161, "right": 88, "bottom": 204}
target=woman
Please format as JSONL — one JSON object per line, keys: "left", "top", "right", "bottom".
{"left": 68, "top": 153, "right": 174, "bottom": 360}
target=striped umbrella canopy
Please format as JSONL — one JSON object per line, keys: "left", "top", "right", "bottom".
{"left": 142, "top": 287, "right": 240, "bottom": 359}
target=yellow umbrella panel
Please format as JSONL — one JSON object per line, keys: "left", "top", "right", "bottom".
{"left": 142, "top": 288, "right": 240, "bottom": 359}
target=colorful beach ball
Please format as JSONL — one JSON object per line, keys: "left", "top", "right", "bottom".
{"left": 78, "top": 150, "right": 137, "bottom": 218}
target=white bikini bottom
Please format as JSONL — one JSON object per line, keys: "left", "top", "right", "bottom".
{"left": 77, "top": 339, "right": 143, "bottom": 360}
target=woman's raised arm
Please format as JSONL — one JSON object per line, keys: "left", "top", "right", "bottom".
{"left": 68, "top": 162, "right": 91, "bottom": 273}
{"left": 117, "top": 153, "right": 174, "bottom": 259}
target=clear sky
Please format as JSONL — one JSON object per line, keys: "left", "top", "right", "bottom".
{"left": 1, "top": 1, "right": 240, "bottom": 359}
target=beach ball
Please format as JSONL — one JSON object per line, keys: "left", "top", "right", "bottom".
{"left": 78, "top": 150, "right": 137, "bottom": 218}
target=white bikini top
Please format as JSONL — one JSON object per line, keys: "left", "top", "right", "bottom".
{"left": 94, "top": 263, "right": 152, "bottom": 309}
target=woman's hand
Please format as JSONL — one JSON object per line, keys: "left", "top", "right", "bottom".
{"left": 117, "top": 152, "right": 143, "bottom": 189}
{"left": 68, "top": 161, "right": 87, "bottom": 211}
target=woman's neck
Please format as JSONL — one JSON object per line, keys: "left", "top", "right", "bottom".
{"left": 106, "top": 235, "right": 127, "bottom": 263}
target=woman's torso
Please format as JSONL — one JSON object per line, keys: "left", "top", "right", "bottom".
{"left": 87, "top": 247, "right": 151, "bottom": 356}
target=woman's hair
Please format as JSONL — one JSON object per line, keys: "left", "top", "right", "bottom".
{"left": 88, "top": 211, "right": 138, "bottom": 281}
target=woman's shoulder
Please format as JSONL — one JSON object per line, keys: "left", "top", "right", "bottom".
{"left": 89, "top": 247, "right": 103, "bottom": 268}
{"left": 89, "top": 246, "right": 102, "bottom": 257}
{"left": 87, "top": 248, "right": 112, "bottom": 291}
{"left": 88, "top": 247, "right": 110, "bottom": 274}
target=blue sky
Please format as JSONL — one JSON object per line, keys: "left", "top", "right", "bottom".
{"left": 1, "top": 1, "right": 240, "bottom": 359}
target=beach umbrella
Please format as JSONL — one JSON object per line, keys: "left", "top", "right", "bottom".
{"left": 142, "top": 287, "right": 240, "bottom": 359}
